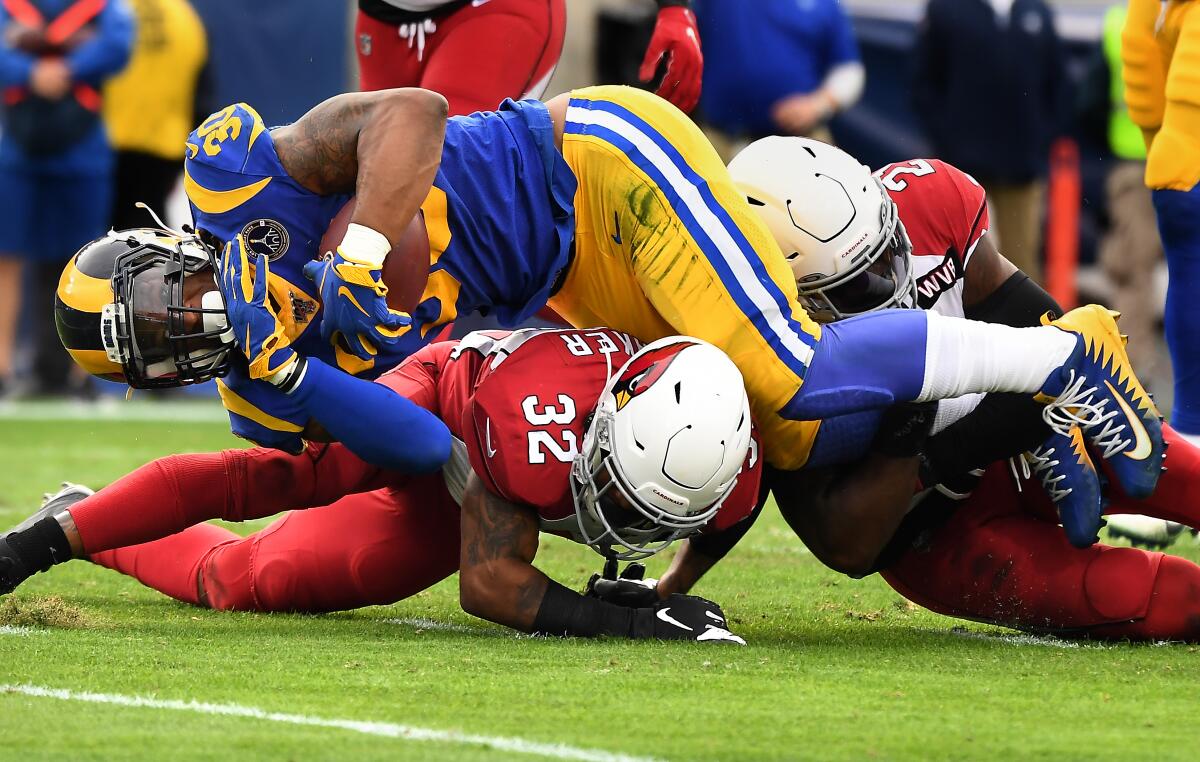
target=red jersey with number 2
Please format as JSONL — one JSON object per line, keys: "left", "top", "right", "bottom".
{"left": 875, "top": 158, "right": 989, "bottom": 317}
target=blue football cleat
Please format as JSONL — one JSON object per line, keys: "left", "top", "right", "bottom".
{"left": 1016, "top": 426, "right": 1104, "bottom": 548}
{"left": 1036, "top": 306, "right": 1165, "bottom": 499}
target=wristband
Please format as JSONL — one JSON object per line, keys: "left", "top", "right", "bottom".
{"left": 269, "top": 354, "right": 308, "bottom": 392}
{"left": 338, "top": 223, "right": 391, "bottom": 269}
{"left": 532, "top": 579, "right": 639, "bottom": 637}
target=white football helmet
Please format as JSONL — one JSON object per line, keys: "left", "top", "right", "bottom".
{"left": 727, "top": 136, "right": 916, "bottom": 322}
{"left": 571, "top": 337, "right": 753, "bottom": 560}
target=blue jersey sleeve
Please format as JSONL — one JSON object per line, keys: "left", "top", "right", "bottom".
{"left": 216, "top": 362, "right": 310, "bottom": 454}
{"left": 184, "top": 103, "right": 349, "bottom": 264}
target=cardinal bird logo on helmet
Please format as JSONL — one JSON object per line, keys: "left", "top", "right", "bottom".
{"left": 610, "top": 340, "right": 691, "bottom": 411}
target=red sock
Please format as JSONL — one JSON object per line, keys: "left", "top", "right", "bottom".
{"left": 89, "top": 523, "right": 239, "bottom": 606}
{"left": 71, "top": 452, "right": 234, "bottom": 554}
{"left": 70, "top": 445, "right": 399, "bottom": 555}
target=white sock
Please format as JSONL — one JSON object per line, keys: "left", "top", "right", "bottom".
{"left": 930, "top": 393, "right": 985, "bottom": 435}
{"left": 916, "top": 313, "right": 1077, "bottom": 402}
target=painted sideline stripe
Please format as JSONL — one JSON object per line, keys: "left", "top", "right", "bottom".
{"left": 0, "top": 684, "right": 661, "bottom": 762}
{"left": 0, "top": 399, "right": 228, "bottom": 424}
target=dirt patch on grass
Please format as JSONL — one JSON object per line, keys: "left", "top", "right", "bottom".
{"left": 0, "top": 596, "right": 97, "bottom": 629}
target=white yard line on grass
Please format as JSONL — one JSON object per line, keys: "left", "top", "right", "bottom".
{"left": 0, "top": 625, "right": 39, "bottom": 636}
{"left": 930, "top": 628, "right": 1112, "bottom": 650}
{"left": 384, "top": 617, "right": 540, "bottom": 640}
{"left": 0, "top": 399, "right": 228, "bottom": 424}
{"left": 1, "top": 684, "right": 659, "bottom": 762}
{"left": 385, "top": 617, "right": 506, "bottom": 636}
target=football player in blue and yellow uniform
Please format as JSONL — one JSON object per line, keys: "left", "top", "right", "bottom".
{"left": 57, "top": 85, "right": 1163, "bottom": 493}
{"left": 1123, "top": 0, "right": 1200, "bottom": 445}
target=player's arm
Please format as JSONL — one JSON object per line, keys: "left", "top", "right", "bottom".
{"left": 656, "top": 508, "right": 763, "bottom": 598}
{"left": 774, "top": 403, "right": 936, "bottom": 577}
{"left": 220, "top": 243, "right": 450, "bottom": 472}
{"left": 586, "top": 504, "right": 767, "bottom": 605}
{"left": 272, "top": 88, "right": 448, "bottom": 245}
{"left": 960, "top": 234, "right": 1018, "bottom": 310}
{"left": 274, "top": 89, "right": 449, "bottom": 360}
{"left": 457, "top": 474, "right": 742, "bottom": 641}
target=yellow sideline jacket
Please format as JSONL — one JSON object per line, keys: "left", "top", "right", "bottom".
{"left": 103, "top": 0, "right": 207, "bottom": 159}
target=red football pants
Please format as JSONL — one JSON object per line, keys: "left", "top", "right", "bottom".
{"left": 90, "top": 480, "right": 460, "bottom": 613}
{"left": 355, "top": 0, "right": 566, "bottom": 115}
{"left": 80, "top": 344, "right": 464, "bottom": 613}
{"left": 882, "top": 426, "right": 1200, "bottom": 640}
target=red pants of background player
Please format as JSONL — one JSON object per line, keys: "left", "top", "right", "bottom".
{"left": 78, "top": 345, "right": 465, "bottom": 613}
{"left": 882, "top": 425, "right": 1200, "bottom": 640}
{"left": 355, "top": 0, "right": 566, "bottom": 115}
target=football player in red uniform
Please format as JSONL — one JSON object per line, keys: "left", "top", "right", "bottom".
{"left": 355, "top": 0, "right": 703, "bottom": 114}
{"left": 711, "top": 138, "right": 1200, "bottom": 640}
{"left": 0, "top": 328, "right": 756, "bottom": 643}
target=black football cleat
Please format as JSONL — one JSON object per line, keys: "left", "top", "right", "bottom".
{"left": 0, "top": 482, "right": 92, "bottom": 595}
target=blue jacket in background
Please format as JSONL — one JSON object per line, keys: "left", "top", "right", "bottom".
{"left": 912, "top": 0, "right": 1068, "bottom": 183}
{"left": 695, "top": 0, "right": 860, "bottom": 137}
{"left": 0, "top": 0, "right": 134, "bottom": 174}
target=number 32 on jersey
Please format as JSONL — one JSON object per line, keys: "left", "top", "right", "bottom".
{"left": 523, "top": 393, "right": 577, "bottom": 464}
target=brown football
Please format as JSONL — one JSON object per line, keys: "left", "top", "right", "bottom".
{"left": 318, "top": 199, "right": 430, "bottom": 314}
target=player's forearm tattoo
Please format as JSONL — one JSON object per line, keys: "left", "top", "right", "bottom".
{"left": 273, "top": 94, "right": 368, "bottom": 195}
{"left": 460, "top": 481, "right": 546, "bottom": 628}
{"left": 463, "top": 488, "right": 539, "bottom": 568}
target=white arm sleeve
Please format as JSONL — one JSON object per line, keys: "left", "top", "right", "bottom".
{"left": 822, "top": 61, "right": 865, "bottom": 109}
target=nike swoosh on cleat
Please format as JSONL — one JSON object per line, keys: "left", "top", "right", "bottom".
{"left": 1104, "top": 380, "right": 1152, "bottom": 460}
{"left": 655, "top": 607, "right": 693, "bottom": 632}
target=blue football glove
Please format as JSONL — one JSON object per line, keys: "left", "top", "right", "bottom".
{"left": 219, "top": 238, "right": 299, "bottom": 382}
{"left": 302, "top": 250, "right": 412, "bottom": 362}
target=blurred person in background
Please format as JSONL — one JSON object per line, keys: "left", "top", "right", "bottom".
{"left": 912, "top": 0, "right": 1067, "bottom": 285}
{"left": 354, "top": 0, "right": 566, "bottom": 114}
{"left": 355, "top": 0, "right": 702, "bottom": 116}
{"left": 1082, "top": 4, "right": 1162, "bottom": 381}
{"left": 0, "top": 0, "right": 133, "bottom": 397}
{"left": 693, "top": 0, "right": 863, "bottom": 157}
{"left": 1123, "top": 0, "right": 1200, "bottom": 448}
{"left": 104, "top": 0, "right": 210, "bottom": 230}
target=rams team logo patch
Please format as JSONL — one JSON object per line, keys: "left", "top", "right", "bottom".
{"left": 240, "top": 219, "right": 290, "bottom": 261}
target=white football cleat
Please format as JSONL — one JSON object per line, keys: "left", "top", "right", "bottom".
{"left": 1104, "top": 514, "right": 1185, "bottom": 549}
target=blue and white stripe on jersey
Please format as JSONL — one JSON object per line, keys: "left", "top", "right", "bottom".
{"left": 564, "top": 97, "right": 817, "bottom": 378}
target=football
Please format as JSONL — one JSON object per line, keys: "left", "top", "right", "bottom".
{"left": 318, "top": 198, "right": 430, "bottom": 314}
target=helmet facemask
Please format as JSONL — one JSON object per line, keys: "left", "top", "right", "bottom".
{"left": 103, "top": 233, "right": 235, "bottom": 388}
{"left": 569, "top": 367, "right": 734, "bottom": 562}
{"left": 794, "top": 179, "right": 917, "bottom": 323}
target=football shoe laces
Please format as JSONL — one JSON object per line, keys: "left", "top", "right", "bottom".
{"left": 1011, "top": 426, "right": 1104, "bottom": 548}
{"left": 1036, "top": 305, "right": 1164, "bottom": 499}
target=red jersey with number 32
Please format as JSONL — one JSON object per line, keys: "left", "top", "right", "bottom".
{"left": 448, "top": 328, "right": 762, "bottom": 542}
{"left": 875, "top": 159, "right": 989, "bottom": 318}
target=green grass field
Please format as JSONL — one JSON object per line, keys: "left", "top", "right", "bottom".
{"left": 1, "top": 402, "right": 1198, "bottom": 760}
